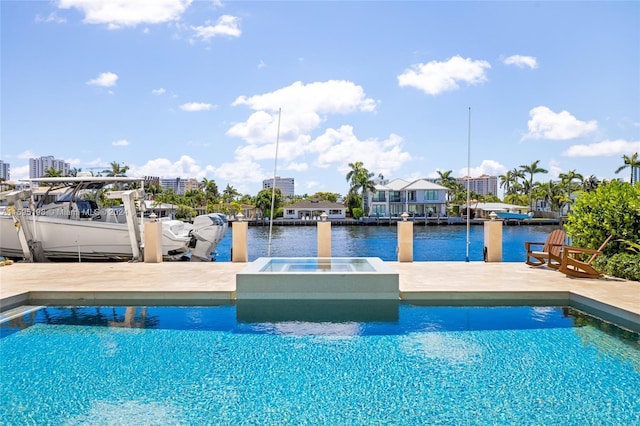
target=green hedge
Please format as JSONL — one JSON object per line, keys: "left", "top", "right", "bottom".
{"left": 594, "top": 253, "right": 640, "bottom": 282}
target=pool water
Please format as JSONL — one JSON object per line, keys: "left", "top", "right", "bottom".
{"left": 1, "top": 303, "right": 639, "bottom": 424}
{"left": 259, "top": 258, "right": 376, "bottom": 272}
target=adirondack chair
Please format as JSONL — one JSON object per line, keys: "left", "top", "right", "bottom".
{"left": 524, "top": 229, "right": 566, "bottom": 269}
{"left": 558, "top": 235, "right": 613, "bottom": 279}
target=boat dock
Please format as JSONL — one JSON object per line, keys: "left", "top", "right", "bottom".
{"left": 241, "top": 218, "right": 561, "bottom": 227}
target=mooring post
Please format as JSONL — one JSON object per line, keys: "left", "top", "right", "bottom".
{"left": 317, "top": 212, "right": 331, "bottom": 257}
{"left": 144, "top": 213, "right": 163, "bottom": 263}
{"left": 483, "top": 211, "right": 503, "bottom": 262}
{"left": 397, "top": 212, "right": 413, "bottom": 262}
{"left": 232, "top": 213, "right": 249, "bottom": 263}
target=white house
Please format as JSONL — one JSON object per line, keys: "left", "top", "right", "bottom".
{"left": 367, "top": 178, "right": 448, "bottom": 218}
{"left": 283, "top": 200, "right": 347, "bottom": 219}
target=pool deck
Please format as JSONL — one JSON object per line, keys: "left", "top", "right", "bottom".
{"left": 1, "top": 261, "right": 639, "bottom": 330}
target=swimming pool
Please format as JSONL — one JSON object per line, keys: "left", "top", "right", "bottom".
{"left": 1, "top": 303, "right": 639, "bottom": 424}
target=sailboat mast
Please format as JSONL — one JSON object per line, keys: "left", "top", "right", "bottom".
{"left": 267, "top": 108, "right": 282, "bottom": 257}
{"left": 466, "top": 107, "right": 471, "bottom": 263}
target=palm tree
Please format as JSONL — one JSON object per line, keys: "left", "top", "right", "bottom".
{"left": 201, "top": 178, "right": 219, "bottom": 204}
{"left": 43, "top": 166, "right": 63, "bottom": 177}
{"left": 614, "top": 152, "right": 639, "bottom": 184}
{"left": 436, "top": 170, "right": 457, "bottom": 204}
{"left": 582, "top": 175, "right": 601, "bottom": 192}
{"left": 103, "top": 161, "right": 129, "bottom": 177}
{"left": 254, "top": 188, "right": 281, "bottom": 219}
{"left": 222, "top": 184, "right": 240, "bottom": 204}
{"left": 519, "top": 160, "right": 548, "bottom": 210}
{"left": 558, "top": 169, "right": 583, "bottom": 211}
{"left": 345, "top": 161, "right": 376, "bottom": 215}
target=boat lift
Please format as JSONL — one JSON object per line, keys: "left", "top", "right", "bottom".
{"left": 3, "top": 189, "right": 46, "bottom": 262}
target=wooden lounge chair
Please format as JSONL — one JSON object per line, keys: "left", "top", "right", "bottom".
{"left": 524, "top": 229, "right": 566, "bottom": 269}
{"left": 558, "top": 235, "right": 613, "bottom": 279}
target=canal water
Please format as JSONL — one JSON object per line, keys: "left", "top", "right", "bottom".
{"left": 214, "top": 224, "right": 561, "bottom": 262}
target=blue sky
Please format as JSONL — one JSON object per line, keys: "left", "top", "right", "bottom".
{"left": 2, "top": 1, "right": 639, "bottom": 196}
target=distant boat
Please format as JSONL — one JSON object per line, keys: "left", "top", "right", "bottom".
{"left": 496, "top": 211, "right": 532, "bottom": 220}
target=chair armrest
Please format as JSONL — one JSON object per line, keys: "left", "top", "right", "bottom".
{"left": 562, "top": 246, "right": 601, "bottom": 255}
{"left": 524, "top": 241, "right": 545, "bottom": 250}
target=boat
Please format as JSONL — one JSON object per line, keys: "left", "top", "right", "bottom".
{"left": 496, "top": 211, "right": 533, "bottom": 220}
{"left": 0, "top": 176, "right": 227, "bottom": 262}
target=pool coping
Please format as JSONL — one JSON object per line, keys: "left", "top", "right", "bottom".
{"left": 1, "top": 261, "right": 639, "bottom": 332}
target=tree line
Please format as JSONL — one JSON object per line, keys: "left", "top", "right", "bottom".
{"left": 12, "top": 153, "right": 638, "bottom": 220}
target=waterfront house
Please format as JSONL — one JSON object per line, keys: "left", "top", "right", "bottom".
{"left": 367, "top": 178, "right": 448, "bottom": 218}
{"left": 283, "top": 200, "right": 347, "bottom": 220}
{"left": 463, "top": 202, "right": 530, "bottom": 219}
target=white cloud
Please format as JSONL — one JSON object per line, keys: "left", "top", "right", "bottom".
{"left": 152, "top": 88, "right": 166, "bottom": 95}
{"left": 58, "top": 0, "right": 192, "bottom": 29}
{"left": 228, "top": 80, "right": 377, "bottom": 145}
{"left": 397, "top": 55, "right": 491, "bottom": 95}
{"left": 502, "top": 55, "right": 538, "bottom": 69}
{"left": 258, "top": 60, "right": 266, "bottom": 69}
{"left": 224, "top": 80, "right": 403, "bottom": 189}
{"left": 86, "top": 72, "right": 118, "bottom": 87}
{"left": 212, "top": 160, "right": 268, "bottom": 191}
{"left": 179, "top": 102, "right": 214, "bottom": 111}
{"left": 285, "top": 162, "right": 309, "bottom": 172}
{"left": 562, "top": 139, "right": 640, "bottom": 157}
{"left": 311, "top": 126, "right": 412, "bottom": 178}
{"left": 132, "top": 155, "right": 214, "bottom": 179}
{"left": 35, "top": 13, "right": 67, "bottom": 24}
{"left": 191, "top": 15, "right": 241, "bottom": 41}
{"left": 112, "top": 139, "right": 130, "bottom": 147}
{"left": 457, "top": 159, "right": 506, "bottom": 178}
{"left": 524, "top": 106, "right": 598, "bottom": 140}
{"left": 17, "top": 150, "right": 37, "bottom": 159}
{"left": 233, "top": 80, "right": 377, "bottom": 114}
{"left": 8, "top": 164, "right": 29, "bottom": 182}
{"left": 547, "top": 159, "right": 563, "bottom": 180}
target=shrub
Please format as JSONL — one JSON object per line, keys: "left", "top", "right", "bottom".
{"left": 594, "top": 253, "right": 640, "bottom": 282}
{"left": 351, "top": 207, "right": 364, "bottom": 219}
{"left": 565, "top": 181, "right": 640, "bottom": 255}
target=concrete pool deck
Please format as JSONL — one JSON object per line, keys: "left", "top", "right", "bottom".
{"left": 1, "top": 261, "right": 639, "bottom": 330}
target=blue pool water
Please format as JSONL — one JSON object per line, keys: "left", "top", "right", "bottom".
{"left": 214, "top": 225, "right": 559, "bottom": 262}
{"left": 1, "top": 304, "right": 639, "bottom": 424}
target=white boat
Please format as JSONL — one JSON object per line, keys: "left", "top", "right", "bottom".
{"left": 0, "top": 177, "right": 227, "bottom": 262}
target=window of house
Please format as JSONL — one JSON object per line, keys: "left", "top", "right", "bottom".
{"left": 372, "top": 191, "right": 386, "bottom": 202}
{"left": 389, "top": 191, "right": 401, "bottom": 202}
{"left": 424, "top": 190, "right": 438, "bottom": 201}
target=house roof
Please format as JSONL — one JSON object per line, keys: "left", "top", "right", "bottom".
{"left": 375, "top": 178, "right": 447, "bottom": 191}
{"left": 285, "top": 201, "right": 346, "bottom": 209}
{"left": 403, "top": 179, "right": 448, "bottom": 191}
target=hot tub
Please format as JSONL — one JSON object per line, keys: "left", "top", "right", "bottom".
{"left": 236, "top": 257, "right": 399, "bottom": 300}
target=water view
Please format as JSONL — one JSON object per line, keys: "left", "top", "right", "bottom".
{"left": 214, "top": 224, "right": 560, "bottom": 262}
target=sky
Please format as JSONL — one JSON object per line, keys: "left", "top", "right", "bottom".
{"left": 1, "top": 0, "right": 639, "bottom": 197}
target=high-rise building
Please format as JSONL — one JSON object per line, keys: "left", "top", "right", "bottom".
{"left": 29, "top": 155, "right": 70, "bottom": 178}
{"left": 633, "top": 166, "right": 639, "bottom": 185}
{"left": 160, "top": 177, "right": 186, "bottom": 195}
{"left": 184, "top": 178, "right": 201, "bottom": 193}
{"left": 0, "top": 160, "right": 10, "bottom": 180}
{"left": 263, "top": 176, "right": 295, "bottom": 197}
{"left": 457, "top": 175, "right": 498, "bottom": 196}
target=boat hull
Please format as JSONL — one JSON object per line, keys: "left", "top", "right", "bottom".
{"left": 0, "top": 216, "right": 198, "bottom": 261}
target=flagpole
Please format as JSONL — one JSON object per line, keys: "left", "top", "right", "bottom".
{"left": 466, "top": 107, "right": 471, "bottom": 263}
{"left": 267, "top": 108, "right": 281, "bottom": 257}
